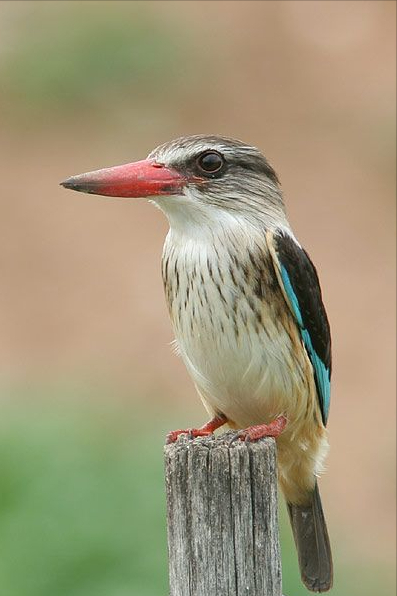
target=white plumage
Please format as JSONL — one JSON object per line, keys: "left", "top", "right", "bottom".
{"left": 155, "top": 191, "right": 328, "bottom": 506}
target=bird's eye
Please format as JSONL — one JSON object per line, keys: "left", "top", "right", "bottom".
{"left": 196, "top": 151, "right": 224, "bottom": 176}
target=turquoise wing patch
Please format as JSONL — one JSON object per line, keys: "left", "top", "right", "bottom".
{"left": 279, "top": 261, "right": 331, "bottom": 425}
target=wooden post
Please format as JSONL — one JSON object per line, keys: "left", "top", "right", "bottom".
{"left": 164, "top": 432, "right": 282, "bottom": 596}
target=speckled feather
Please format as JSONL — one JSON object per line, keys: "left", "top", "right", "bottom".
{"left": 161, "top": 217, "right": 328, "bottom": 505}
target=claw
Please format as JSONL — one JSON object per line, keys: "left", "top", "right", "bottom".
{"left": 166, "top": 427, "right": 214, "bottom": 444}
{"left": 166, "top": 429, "right": 189, "bottom": 444}
{"left": 166, "top": 414, "right": 228, "bottom": 444}
{"left": 228, "top": 431, "right": 244, "bottom": 446}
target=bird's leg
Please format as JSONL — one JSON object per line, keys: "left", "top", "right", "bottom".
{"left": 166, "top": 414, "right": 228, "bottom": 444}
{"left": 236, "top": 415, "right": 287, "bottom": 442}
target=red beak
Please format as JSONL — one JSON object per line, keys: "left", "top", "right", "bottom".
{"left": 60, "top": 159, "right": 187, "bottom": 198}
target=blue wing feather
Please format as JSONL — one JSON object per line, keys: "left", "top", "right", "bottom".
{"left": 275, "top": 240, "right": 331, "bottom": 425}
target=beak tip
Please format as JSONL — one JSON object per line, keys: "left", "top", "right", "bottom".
{"left": 60, "top": 178, "right": 72, "bottom": 189}
{"left": 60, "top": 176, "right": 83, "bottom": 191}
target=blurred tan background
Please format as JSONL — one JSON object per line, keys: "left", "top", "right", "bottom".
{"left": 0, "top": 2, "right": 395, "bottom": 596}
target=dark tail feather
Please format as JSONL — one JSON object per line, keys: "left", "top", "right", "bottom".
{"left": 287, "top": 481, "right": 333, "bottom": 592}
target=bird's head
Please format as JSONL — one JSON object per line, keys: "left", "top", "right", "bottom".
{"left": 61, "top": 135, "right": 287, "bottom": 231}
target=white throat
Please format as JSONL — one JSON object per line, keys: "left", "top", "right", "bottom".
{"left": 151, "top": 187, "right": 291, "bottom": 241}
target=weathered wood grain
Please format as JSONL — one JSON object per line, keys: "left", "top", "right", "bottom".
{"left": 164, "top": 432, "right": 282, "bottom": 596}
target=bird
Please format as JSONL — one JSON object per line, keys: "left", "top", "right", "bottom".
{"left": 61, "top": 134, "right": 333, "bottom": 592}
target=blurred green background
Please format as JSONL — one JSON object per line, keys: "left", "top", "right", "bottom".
{"left": 0, "top": 2, "right": 395, "bottom": 595}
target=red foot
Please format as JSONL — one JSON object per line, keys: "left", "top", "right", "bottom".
{"left": 237, "top": 415, "right": 287, "bottom": 442}
{"left": 166, "top": 428, "right": 212, "bottom": 443}
{"left": 166, "top": 414, "right": 227, "bottom": 444}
